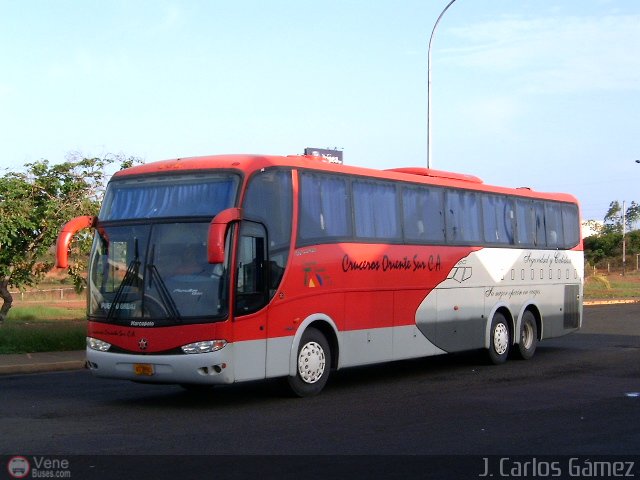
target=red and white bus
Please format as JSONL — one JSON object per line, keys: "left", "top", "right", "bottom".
{"left": 56, "top": 153, "right": 583, "bottom": 396}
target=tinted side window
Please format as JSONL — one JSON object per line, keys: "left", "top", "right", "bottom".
{"left": 299, "top": 173, "right": 351, "bottom": 242}
{"left": 482, "top": 194, "right": 514, "bottom": 245}
{"left": 544, "top": 203, "right": 565, "bottom": 248}
{"left": 562, "top": 204, "right": 580, "bottom": 248}
{"left": 534, "top": 201, "right": 546, "bottom": 247}
{"left": 402, "top": 186, "right": 445, "bottom": 243}
{"left": 235, "top": 222, "right": 268, "bottom": 315}
{"left": 445, "top": 190, "right": 481, "bottom": 243}
{"left": 353, "top": 180, "right": 400, "bottom": 240}
{"left": 516, "top": 199, "right": 536, "bottom": 247}
{"left": 243, "top": 169, "right": 292, "bottom": 295}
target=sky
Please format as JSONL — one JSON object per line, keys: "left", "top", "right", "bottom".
{"left": 1, "top": 0, "right": 639, "bottom": 222}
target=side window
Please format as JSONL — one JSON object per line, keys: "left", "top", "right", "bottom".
{"left": 402, "top": 186, "right": 445, "bottom": 243}
{"left": 299, "top": 173, "right": 351, "bottom": 242}
{"left": 463, "top": 191, "right": 482, "bottom": 243}
{"left": 243, "top": 169, "right": 292, "bottom": 296}
{"left": 534, "top": 201, "right": 546, "bottom": 247}
{"left": 445, "top": 190, "right": 481, "bottom": 243}
{"left": 235, "top": 222, "right": 268, "bottom": 315}
{"left": 544, "top": 203, "right": 565, "bottom": 248}
{"left": 481, "top": 194, "right": 514, "bottom": 245}
{"left": 516, "top": 199, "right": 535, "bottom": 247}
{"left": 562, "top": 204, "right": 580, "bottom": 248}
{"left": 353, "top": 180, "right": 400, "bottom": 240}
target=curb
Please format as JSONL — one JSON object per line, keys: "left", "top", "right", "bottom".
{"left": 0, "top": 351, "right": 86, "bottom": 376}
{"left": 0, "top": 360, "right": 86, "bottom": 376}
{"left": 583, "top": 299, "right": 640, "bottom": 306}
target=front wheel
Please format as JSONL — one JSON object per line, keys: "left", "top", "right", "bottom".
{"left": 286, "top": 328, "right": 331, "bottom": 397}
{"left": 488, "top": 312, "right": 510, "bottom": 365}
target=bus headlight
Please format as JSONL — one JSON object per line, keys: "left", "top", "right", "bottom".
{"left": 87, "top": 337, "right": 111, "bottom": 352}
{"left": 181, "top": 340, "right": 227, "bottom": 354}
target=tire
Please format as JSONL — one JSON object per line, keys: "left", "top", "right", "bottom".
{"left": 488, "top": 312, "right": 510, "bottom": 365}
{"left": 515, "top": 310, "right": 538, "bottom": 360}
{"left": 286, "top": 328, "right": 331, "bottom": 397}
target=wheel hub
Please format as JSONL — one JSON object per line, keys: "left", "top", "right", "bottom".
{"left": 493, "top": 323, "right": 509, "bottom": 355}
{"left": 298, "top": 341, "right": 326, "bottom": 384}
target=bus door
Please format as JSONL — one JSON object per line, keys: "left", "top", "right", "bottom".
{"left": 233, "top": 221, "right": 269, "bottom": 381}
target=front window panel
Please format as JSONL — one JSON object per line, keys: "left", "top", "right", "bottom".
{"left": 235, "top": 222, "right": 268, "bottom": 315}
{"left": 243, "top": 169, "right": 292, "bottom": 297}
{"left": 101, "top": 173, "right": 239, "bottom": 220}
{"left": 89, "top": 222, "right": 228, "bottom": 326}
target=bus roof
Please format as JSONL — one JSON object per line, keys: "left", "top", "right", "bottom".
{"left": 112, "top": 154, "right": 579, "bottom": 204}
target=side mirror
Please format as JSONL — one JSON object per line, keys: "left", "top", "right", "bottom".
{"left": 207, "top": 208, "right": 242, "bottom": 264}
{"left": 56, "top": 216, "right": 97, "bottom": 268}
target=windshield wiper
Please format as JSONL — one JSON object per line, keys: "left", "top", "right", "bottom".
{"left": 147, "top": 245, "right": 182, "bottom": 322}
{"left": 106, "top": 239, "right": 141, "bottom": 324}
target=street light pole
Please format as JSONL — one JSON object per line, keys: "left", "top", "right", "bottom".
{"left": 427, "top": 0, "right": 458, "bottom": 169}
{"left": 623, "top": 200, "right": 626, "bottom": 275}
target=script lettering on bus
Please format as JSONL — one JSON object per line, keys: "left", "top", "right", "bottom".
{"left": 553, "top": 252, "right": 572, "bottom": 264}
{"left": 342, "top": 254, "right": 441, "bottom": 273}
{"left": 484, "top": 287, "right": 542, "bottom": 300}
{"left": 523, "top": 251, "right": 572, "bottom": 267}
{"left": 91, "top": 328, "right": 136, "bottom": 338}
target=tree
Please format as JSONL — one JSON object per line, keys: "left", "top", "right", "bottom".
{"left": 602, "top": 200, "right": 640, "bottom": 234}
{"left": 584, "top": 199, "right": 640, "bottom": 268}
{"left": 0, "top": 155, "right": 133, "bottom": 323}
{"left": 584, "top": 232, "right": 622, "bottom": 265}
{"left": 603, "top": 201, "right": 623, "bottom": 234}
{"left": 626, "top": 201, "right": 640, "bottom": 230}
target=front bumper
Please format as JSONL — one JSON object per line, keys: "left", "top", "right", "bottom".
{"left": 85, "top": 347, "right": 235, "bottom": 385}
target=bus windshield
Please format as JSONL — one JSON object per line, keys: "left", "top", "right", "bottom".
{"left": 89, "top": 222, "right": 229, "bottom": 326}
{"left": 100, "top": 173, "right": 239, "bottom": 220}
{"left": 88, "top": 173, "right": 240, "bottom": 326}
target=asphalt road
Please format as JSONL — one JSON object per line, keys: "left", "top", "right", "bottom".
{"left": 1, "top": 304, "right": 639, "bottom": 478}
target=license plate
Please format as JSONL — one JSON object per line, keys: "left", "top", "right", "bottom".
{"left": 134, "top": 363, "right": 154, "bottom": 376}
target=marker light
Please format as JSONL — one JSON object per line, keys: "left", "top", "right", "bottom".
{"left": 87, "top": 337, "right": 111, "bottom": 352}
{"left": 181, "top": 340, "right": 227, "bottom": 354}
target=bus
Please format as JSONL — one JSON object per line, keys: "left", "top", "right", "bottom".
{"left": 56, "top": 153, "right": 583, "bottom": 396}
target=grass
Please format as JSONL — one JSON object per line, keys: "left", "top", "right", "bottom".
{"left": 584, "top": 272, "right": 640, "bottom": 300}
{"left": 8, "top": 304, "right": 85, "bottom": 322}
{"left": 0, "top": 304, "right": 86, "bottom": 354}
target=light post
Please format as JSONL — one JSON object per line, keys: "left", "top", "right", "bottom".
{"left": 623, "top": 200, "right": 626, "bottom": 275}
{"left": 427, "top": 0, "right": 458, "bottom": 169}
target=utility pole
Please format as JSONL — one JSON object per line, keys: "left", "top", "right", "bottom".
{"left": 622, "top": 200, "right": 626, "bottom": 275}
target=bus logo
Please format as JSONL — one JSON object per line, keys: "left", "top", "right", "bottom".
{"left": 304, "top": 264, "right": 326, "bottom": 288}
{"left": 138, "top": 338, "right": 149, "bottom": 350}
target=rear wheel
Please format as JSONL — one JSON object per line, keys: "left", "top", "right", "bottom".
{"left": 488, "top": 312, "right": 510, "bottom": 364}
{"left": 515, "top": 310, "right": 538, "bottom": 360}
{"left": 286, "top": 328, "right": 331, "bottom": 397}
